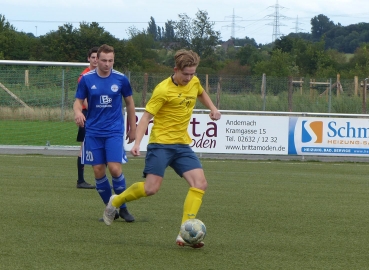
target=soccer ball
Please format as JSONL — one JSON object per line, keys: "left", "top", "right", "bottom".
{"left": 180, "top": 219, "right": 206, "bottom": 244}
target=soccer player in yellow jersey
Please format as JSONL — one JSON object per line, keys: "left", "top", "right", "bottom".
{"left": 103, "top": 49, "right": 221, "bottom": 248}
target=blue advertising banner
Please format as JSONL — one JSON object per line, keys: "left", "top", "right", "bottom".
{"left": 288, "top": 117, "right": 369, "bottom": 156}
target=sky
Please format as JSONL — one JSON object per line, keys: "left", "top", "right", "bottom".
{"left": 2, "top": 0, "right": 369, "bottom": 45}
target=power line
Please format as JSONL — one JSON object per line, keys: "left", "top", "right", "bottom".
{"left": 292, "top": 15, "right": 304, "bottom": 33}
{"left": 8, "top": 19, "right": 271, "bottom": 24}
{"left": 222, "top": 8, "right": 245, "bottom": 39}
{"left": 266, "top": 0, "right": 288, "bottom": 42}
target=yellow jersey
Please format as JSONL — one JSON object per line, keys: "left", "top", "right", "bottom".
{"left": 145, "top": 75, "right": 204, "bottom": 144}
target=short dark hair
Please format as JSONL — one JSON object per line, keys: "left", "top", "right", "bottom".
{"left": 97, "top": 44, "right": 114, "bottom": 57}
{"left": 88, "top": 47, "right": 99, "bottom": 58}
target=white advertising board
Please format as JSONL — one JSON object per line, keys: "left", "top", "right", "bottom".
{"left": 125, "top": 113, "right": 289, "bottom": 155}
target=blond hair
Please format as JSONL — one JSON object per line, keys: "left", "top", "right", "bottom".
{"left": 174, "top": 49, "right": 200, "bottom": 70}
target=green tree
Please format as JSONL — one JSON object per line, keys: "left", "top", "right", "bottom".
{"left": 173, "top": 10, "right": 220, "bottom": 58}
{"left": 236, "top": 45, "right": 265, "bottom": 68}
{"left": 128, "top": 29, "right": 156, "bottom": 55}
{"left": 76, "top": 22, "right": 118, "bottom": 61}
{"left": 343, "top": 31, "right": 360, "bottom": 53}
{"left": 157, "top": 26, "right": 162, "bottom": 40}
{"left": 311, "top": 14, "right": 335, "bottom": 41}
{"left": 147, "top": 17, "right": 158, "bottom": 41}
{"left": 293, "top": 38, "right": 332, "bottom": 76}
{"left": 233, "top": 37, "right": 258, "bottom": 47}
{"left": 7, "top": 32, "right": 35, "bottom": 60}
{"left": 213, "top": 45, "right": 227, "bottom": 62}
{"left": 174, "top": 13, "right": 193, "bottom": 48}
{"left": 253, "top": 49, "right": 298, "bottom": 77}
{"left": 125, "top": 26, "right": 159, "bottom": 70}
{"left": 39, "top": 23, "right": 80, "bottom": 61}
{"left": 114, "top": 41, "right": 143, "bottom": 71}
{"left": 163, "top": 20, "right": 175, "bottom": 42}
{"left": 274, "top": 36, "right": 295, "bottom": 53}
{"left": 270, "top": 36, "right": 336, "bottom": 76}
{"left": 218, "top": 60, "right": 251, "bottom": 76}
{"left": 346, "top": 43, "right": 369, "bottom": 77}
{"left": 191, "top": 10, "right": 221, "bottom": 57}
{"left": 0, "top": 14, "right": 35, "bottom": 60}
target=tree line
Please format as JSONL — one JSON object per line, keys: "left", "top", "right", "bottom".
{"left": 1, "top": 12, "right": 369, "bottom": 79}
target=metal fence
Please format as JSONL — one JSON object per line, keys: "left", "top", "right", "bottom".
{"left": 0, "top": 61, "right": 368, "bottom": 121}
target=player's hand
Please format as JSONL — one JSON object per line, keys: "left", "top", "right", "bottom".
{"left": 130, "top": 144, "right": 140, "bottom": 156}
{"left": 126, "top": 129, "right": 136, "bottom": 144}
{"left": 74, "top": 111, "right": 86, "bottom": 127}
{"left": 209, "top": 109, "right": 221, "bottom": 121}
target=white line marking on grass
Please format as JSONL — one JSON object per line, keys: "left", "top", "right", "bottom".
{"left": 0, "top": 154, "right": 144, "bottom": 161}
{"left": 202, "top": 159, "right": 369, "bottom": 167}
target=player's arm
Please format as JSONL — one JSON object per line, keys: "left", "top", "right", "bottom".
{"left": 123, "top": 95, "right": 136, "bottom": 144}
{"left": 130, "top": 111, "right": 153, "bottom": 156}
{"left": 73, "top": 98, "right": 85, "bottom": 127}
{"left": 77, "top": 71, "right": 88, "bottom": 110}
{"left": 74, "top": 76, "right": 88, "bottom": 126}
{"left": 197, "top": 90, "right": 221, "bottom": 121}
{"left": 83, "top": 99, "right": 88, "bottom": 110}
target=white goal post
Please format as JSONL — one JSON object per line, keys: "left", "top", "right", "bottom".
{"left": 0, "top": 60, "right": 88, "bottom": 67}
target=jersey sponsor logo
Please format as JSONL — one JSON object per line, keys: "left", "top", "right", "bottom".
{"left": 111, "top": 84, "right": 119, "bottom": 92}
{"left": 96, "top": 95, "right": 113, "bottom": 108}
{"left": 91, "top": 85, "right": 97, "bottom": 89}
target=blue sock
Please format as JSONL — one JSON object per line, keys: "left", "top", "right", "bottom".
{"left": 95, "top": 175, "right": 112, "bottom": 205}
{"left": 112, "top": 173, "right": 127, "bottom": 209}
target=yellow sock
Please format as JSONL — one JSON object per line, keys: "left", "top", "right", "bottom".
{"left": 112, "top": 182, "right": 147, "bottom": 208}
{"left": 181, "top": 187, "right": 205, "bottom": 224}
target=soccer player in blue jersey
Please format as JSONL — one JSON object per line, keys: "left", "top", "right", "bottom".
{"left": 102, "top": 49, "right": 221, "bottom": 248}
{"left": 73, "top": 44, "right": 136, "bottom": 222}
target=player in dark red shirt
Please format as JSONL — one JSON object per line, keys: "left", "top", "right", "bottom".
{"left": 76, "top": 47, "right": 98, "bottom": 189}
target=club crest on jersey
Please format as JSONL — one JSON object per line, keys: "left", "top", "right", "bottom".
{"left": 111, "top": 84, "right": 119, "bottom": 92}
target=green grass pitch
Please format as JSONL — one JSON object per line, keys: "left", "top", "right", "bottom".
{"left": 1, "top": 155, "right": 369, "bottom": 269}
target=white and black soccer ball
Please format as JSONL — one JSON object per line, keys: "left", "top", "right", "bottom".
{"left": 180, "top": 219, "right": 206, "bottom": 244}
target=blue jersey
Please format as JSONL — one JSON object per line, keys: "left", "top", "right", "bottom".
{"left": 75, "top": 69, "right": 133, "bottom": 137}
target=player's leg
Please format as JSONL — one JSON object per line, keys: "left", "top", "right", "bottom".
{"left": 103, "top": 144, "right": 169, "bottom": 225}
{"left": 181, "top": 169, "right": 206, "bottom": 223}
{"left": 108, "top": 162, "right": 135, "bottom": 222}
{"left": 95, "top": 163, "right": 119, "bottom": 222}
{"left": 76, "top": 125, "right": 94, "bottom": 189}
{"left": 84, "top": 136, "right": 113, "bottom": 206}
{"left": 104, "top": 174, "right": 164, "bottom": 225}
{"left": 171, "top": 145, "right": 207, "bottom": 248}
{"left": 177, "top": 169, "right": 206, "bottom": 248}
{"left": 104, "top": 136, "right": 135, "bottom": 222}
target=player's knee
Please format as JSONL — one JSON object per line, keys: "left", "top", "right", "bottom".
{"left": 93, "top": 165, "right": 105, "bottom": 178}
{"left": 143, "top": 180, "right": 162, "bottom": 196}
{"left": 144, "top": 185, "right": 160, "bottom": 196}
{"left": 198, "top": 179, "right": 208, "bottom": 191}
{"left": 144, "top": 175, "right": 163, "bottom": 196}
{"left": 108, "top": 164, "right": 121, "bottom": 177}
{"left": 110, "top": 170, "right": 121, "bottom": 178}
{"left": 193, "top": 178, "right": 207, "bottom": 191}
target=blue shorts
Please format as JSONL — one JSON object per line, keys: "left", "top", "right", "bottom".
{"left": 143, "top": 144, "right": 202, "bottom": 178}
{"left": 82, "top": 135, "right": 128, "bottom": 165}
